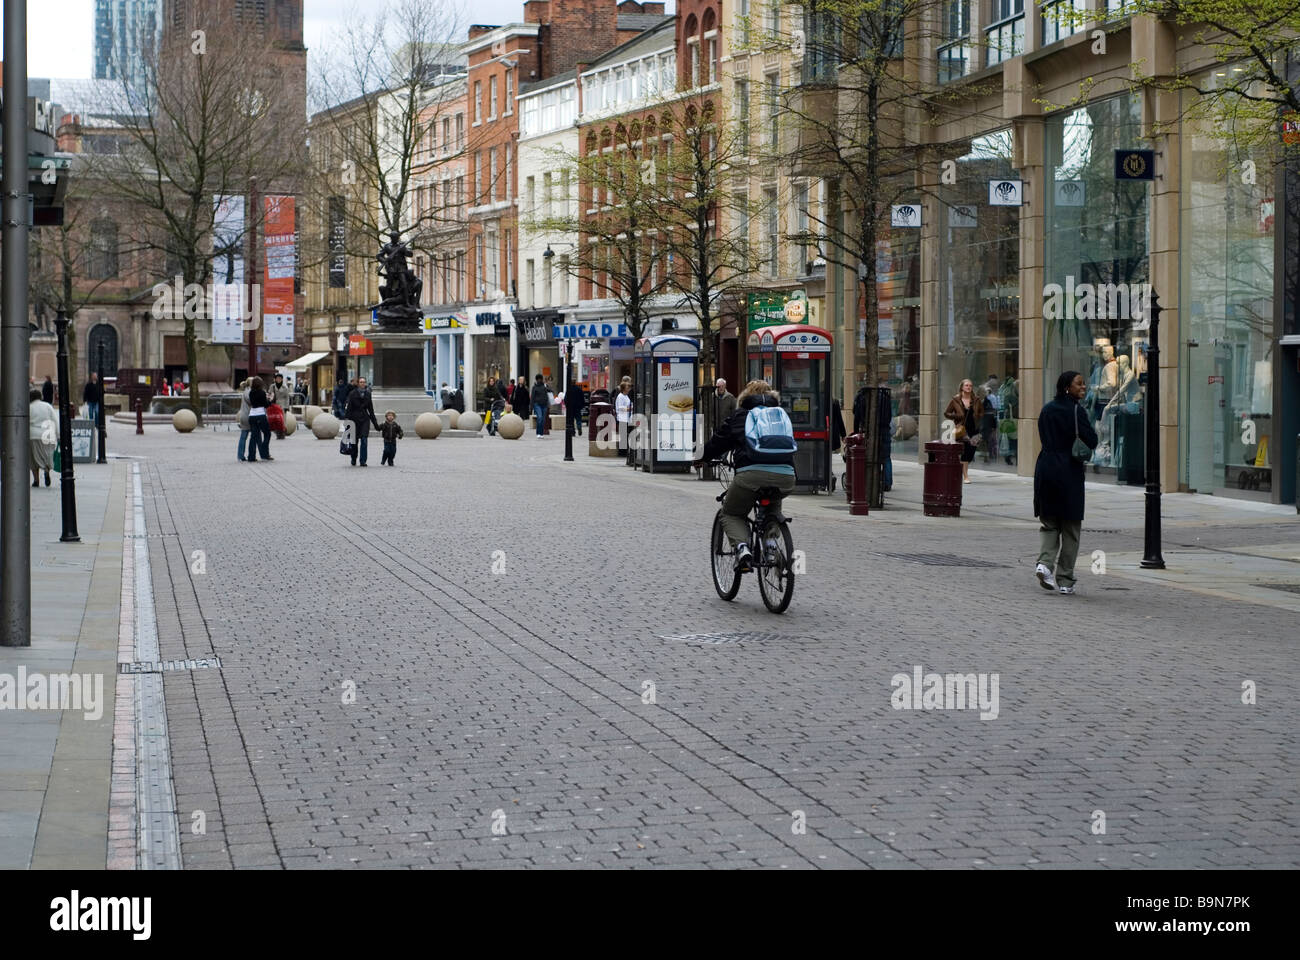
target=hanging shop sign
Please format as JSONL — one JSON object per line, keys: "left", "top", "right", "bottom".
{"left": 1114, "top": 149, "right": 1155, "bottom": 181}
{"left": 348, "top": 333, "right": 373, "bottom": 356}
{"left": 424, "top": 314, "right": 467, "bottom": 331}
{"left": 890, "top": 203, "right": 922, "bottom": 227}
{"left": 988, "top": 179, "right": 1024, "bottom": 206}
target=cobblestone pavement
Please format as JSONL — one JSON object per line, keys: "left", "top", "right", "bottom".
{"left": 113, "top": 421, "right": 1299, "bottom": 869}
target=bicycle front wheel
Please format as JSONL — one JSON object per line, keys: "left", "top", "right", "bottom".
{"left": 711, "top": 509, "right": 741, "bottom": 601}
{"left": 757, "top": 518, "right": 795, "bottom": 614}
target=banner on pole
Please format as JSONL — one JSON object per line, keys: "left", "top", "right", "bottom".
{"left": 263, "top": 195, "right": 296, "bottom": 343}
{"left": 211, "top": 195, "right": 245, "bottom": 343}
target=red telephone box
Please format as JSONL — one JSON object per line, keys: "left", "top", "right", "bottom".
{"left": 746, "top": 324, "right": 833, "bottom": 492}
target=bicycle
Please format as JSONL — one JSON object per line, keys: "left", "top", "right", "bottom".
{"left": 707, "top": 455, "right": 795, "bottom": 614}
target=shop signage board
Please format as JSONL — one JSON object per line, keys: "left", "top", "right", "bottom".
{"left": 424, "top": 315, "right": 466, "bottom": 331}
{"left": 71, "top": 420, "right": 95, "bottom": 462}
{"left": 775, "top": 330, "right": 831, "bottom": 352}
{"left": 553, "top": 322, "right": 629, "bottom": 339}
{"left": 348, "top": 334, "right": 374, "bottom": 356}
{"left": 518, "top": 316, "right": 553, "bottom": 342}
{"left": 1054, "top": 181, "right": 1085, "bottom": 206}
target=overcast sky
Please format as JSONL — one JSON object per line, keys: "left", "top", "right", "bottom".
{"left": 11, "top": 0, "right": 673, "bottom": 80}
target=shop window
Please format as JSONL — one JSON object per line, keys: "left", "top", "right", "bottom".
{"left": 1180, "top": 74, "right": 1277, "bottom": 496}
{"left": 1044, "top": 95, "right": 1150, "bottom": 482}
{"left": 937, "top": 130, "right": 1020, "bottom": 471}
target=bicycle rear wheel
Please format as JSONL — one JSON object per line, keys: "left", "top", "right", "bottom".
{"left": 710, "top": 510, "right": 741, "bottom": 601}
{"left": 756, "top": 518, "right": 795, "bottom": 614}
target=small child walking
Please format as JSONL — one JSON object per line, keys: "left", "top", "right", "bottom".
{"left": 379, "top": 410, "right": 404, "bottom": 465}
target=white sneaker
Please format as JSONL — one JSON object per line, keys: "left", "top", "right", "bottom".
{"left": 1058, "top": 585, "right": 1075, "bottom": 595}
{"left": 1035, "top": 563, "right": 1057, "bottom": 591}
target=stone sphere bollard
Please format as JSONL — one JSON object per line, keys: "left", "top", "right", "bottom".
{"left": 496, "top": 412, "right": 525, "bottom": 439}
{"left": 444, "top": 409, "right": 460, "bottom": 429}
{"left": 414, "top": 412, "right": 442, "bottom": 438}
{"left": 172, "top": 408, "right": 197, "bottom": 433}
{"left": 283, "top": 412, "right": 298, "bottom": 436}
{"left": 303, "top": 405, "right": 323, "bottom": 427}
{"left": 459, "top": 411, "right": 483, "bottom": 433}
{"left": 311, "top": 413, "right": 340, "bottom": 439}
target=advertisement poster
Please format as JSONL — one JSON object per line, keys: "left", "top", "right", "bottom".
{"left": 328, "top": 196, "right": 346, "bottom": 288}
{"left": 211, "top": 195, "right": 245, "bottom": 344}
{"left": 262, "top": 195, "right": 296, "bottom": 344}
{"left": 656, "top": 358, "right": 695, "bottom": 460}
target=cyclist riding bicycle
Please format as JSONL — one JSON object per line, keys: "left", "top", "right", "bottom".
{"left": 697, "top": 380, "right": 797, "bottom": 572}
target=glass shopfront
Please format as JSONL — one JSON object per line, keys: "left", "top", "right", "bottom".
{"left": 1045, "top": 95, "right": 1150, "bottom": 483}
{"left": 860, "top": 213, "right": 921, "bottom": 459}
{"left": 938, "top": 130, "right": 1021, "bottom": 469}
{"left": 1179, "top": 77, "right": 1278, "bottom": 498}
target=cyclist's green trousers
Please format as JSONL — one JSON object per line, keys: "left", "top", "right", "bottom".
{"left": 721, "top": 468, "right": 796, "bottom": 548}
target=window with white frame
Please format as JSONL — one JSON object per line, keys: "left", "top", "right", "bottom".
{"left": 764, "top": 186, "right": 779, "bottom": 276}
{"left": 486, "top": 226, "right": 499, "bottom": 290}
{"left": 505, "top": 70, "right": 514, "bottom": 114}
{"left": 765, "top": 71, "right": 780, "bottom": 149}
{"left": 543, "top": 256, "right": 552, "bottom": 307}
{"left": 489, "top": 147, "right": 498, "bottom": 201}
{"left": 489, "top": 75, "right": 498, "bottom": 119}
{"left": 558, "top": 255, "right": 569, "bottom": 304}
{"left": 543, "top": 172, "right": 553, "bottom": 218}
{"left": 794, "top": 180, "right": 811, "bottom": 271}
{"left": 736, "top": 80, "right": 750, "bottom": 155}
{"left": 526, "top": 175, "right": 535, "bottom": 218}
{"left": 473, "top": 80, "right": 481, "bottom": 122}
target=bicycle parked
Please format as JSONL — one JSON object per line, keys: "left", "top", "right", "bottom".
{"left": 707, "top": 453, "right": 796, "bottom": 613}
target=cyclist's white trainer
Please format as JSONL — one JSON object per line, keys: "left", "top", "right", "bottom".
{"left": 734, "top": 544, "right": 754, "bottom": 573}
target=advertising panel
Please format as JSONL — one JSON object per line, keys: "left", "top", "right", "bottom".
{"left": 656, "top": 358, "right": 695, "bottom": 461}
{"left": 211, "top": 195, "right": 245, "bottom": 344}
{"left": 262, "top": 195, "right": 296, "bottom": 344}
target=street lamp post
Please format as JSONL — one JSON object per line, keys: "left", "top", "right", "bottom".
{"left": 53, "top": 311, "right": 80, "bottom": 542}
{"left": 2, "top": 0, "right": 32, "bottom": 646}
{"left": 96, "top": 348, "right": 107, "bottom": 463}
{"left": 1141, "top": 292, "right": 1166, "bottom": 569}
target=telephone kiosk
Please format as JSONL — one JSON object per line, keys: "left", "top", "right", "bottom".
{"left": 745, "top": 324, "right": 834, "bottom": 492}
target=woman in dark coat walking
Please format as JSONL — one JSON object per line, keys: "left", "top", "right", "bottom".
{"left": 344, "top": 376, "right": 381, "bottom": 466}
{"left": 1034, "top": 370, "right": 1098, "bottom": 595}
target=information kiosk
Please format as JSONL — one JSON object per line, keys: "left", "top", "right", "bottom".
{"left": 633, "top": 335, "right": 699, "bottom": 473}
{"left": 746, "top": 324, "right": 833, "bottom": 492}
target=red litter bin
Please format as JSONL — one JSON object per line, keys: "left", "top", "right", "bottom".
{"left": 923, "top": 441, "right": 962, "bottom": 517}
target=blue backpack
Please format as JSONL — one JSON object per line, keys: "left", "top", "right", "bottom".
{"left": 744, "top": 404, "right": 797, "bottom": 463}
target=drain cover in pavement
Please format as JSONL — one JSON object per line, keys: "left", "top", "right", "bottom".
{"left": 1256, "top": 583, "right": 1300, "bottom": 595}
{"left": 877, "top": 552, "right": 1010, "bottom": 568}
{"left": 657, "top": 631, "right": 795, "bottom": 645}
{"left": 119, "top": 657, "right": 223, "bottom": 674}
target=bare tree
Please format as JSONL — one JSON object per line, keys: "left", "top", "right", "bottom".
{"left": 94, "top": 2, "right": 305, "bottom": 420}
{"left": 306, "top": 0, "right": 469, "bottom": 270}
{"left": 526, "top": 117, "right": 677, "bottom": 340}
{"left": 768, "top": 0, "right": 998, "bottom": 506}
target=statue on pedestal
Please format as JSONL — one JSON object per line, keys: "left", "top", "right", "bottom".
{"left": 374, "top": 230, "right": 423, "bottom": 331}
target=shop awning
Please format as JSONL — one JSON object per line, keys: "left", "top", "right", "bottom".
{"left": 283, "top": 351, "right": 328, "bottom": 370}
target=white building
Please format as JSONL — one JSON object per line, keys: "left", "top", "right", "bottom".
{"left": 516, "top": 71, "right": 579, "bottom": 389}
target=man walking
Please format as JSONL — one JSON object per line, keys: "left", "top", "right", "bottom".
{"left": 83, "top": 372, "right": 102, "bottom": 424}
{"left": 332, "top": 376, "right": 349, "bottom": 419}
{"left": 714, "top": 378, "right": 736, "bottom": 426}
{"left": 530, "top": 374, "right": 550, "bottom": 438}
{"left": 41, "top": 375, "right": 54, "bottom": 404}
{"left": 564, "top": 377, "right": 586, "bottom": 438}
